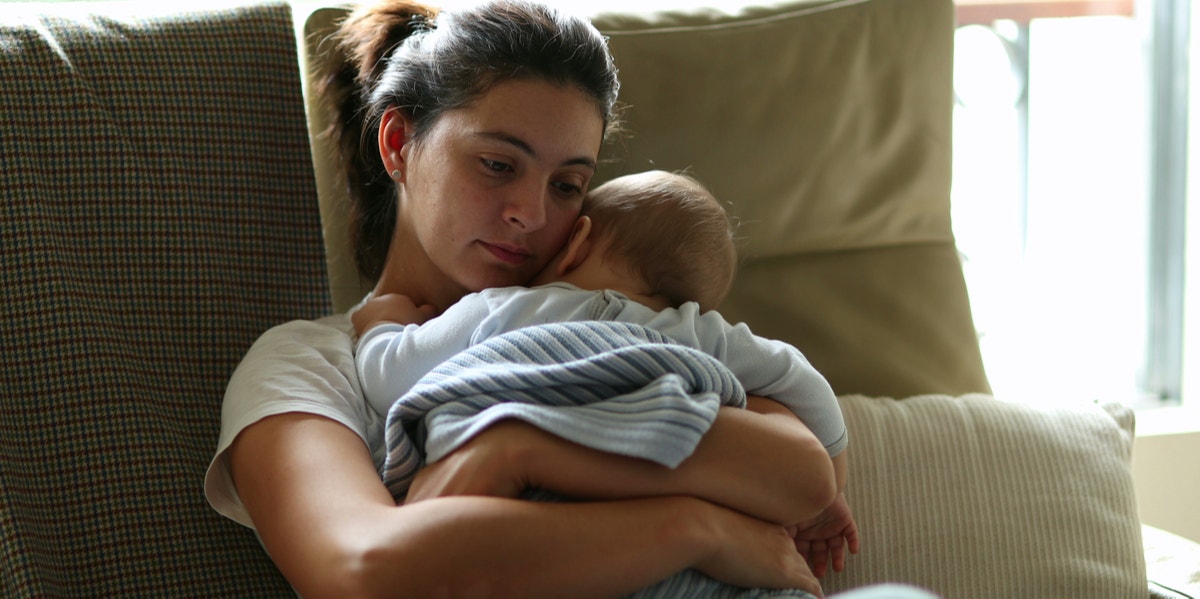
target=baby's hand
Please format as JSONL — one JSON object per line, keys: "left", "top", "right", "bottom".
{"left": 352, "top": 293, "right": 437, "bottom": 335}
{"left": 790, "top": 491, "right": 860, "bottom": 577}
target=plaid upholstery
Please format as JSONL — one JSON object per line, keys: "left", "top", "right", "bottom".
{"left": 1, "top": 3, "right": 327, "bottom": 596}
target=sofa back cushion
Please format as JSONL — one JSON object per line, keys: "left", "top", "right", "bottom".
{"left": 590, "top": 0, "right": 988, "bottom": 398}
{"left": 0, "top": 3, "right": 325, "bottom": 595}
{"left": 304, "top": 0, "right": 990, "bottom": 398}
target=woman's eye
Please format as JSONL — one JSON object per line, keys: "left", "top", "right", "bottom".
{"left": 553, "top": 181, "right": 584, "bottom": 197}
{"left": 481, "top": 158, "right": 513, "bottom": 174}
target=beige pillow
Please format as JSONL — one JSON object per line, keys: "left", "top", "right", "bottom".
{"left": 825, "top": 394, "right": 1146, "bottom": 598}
{"left": 587, "top": 0, "right": 990, "bottom": 398}
{"left": 591, "top": 0, "right": 954, "bottom": 257}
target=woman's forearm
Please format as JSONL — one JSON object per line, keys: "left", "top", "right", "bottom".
{"left": 231, "top": 412, "right": 814, "bottom": 599}
{"left": 361, "top": 494, "right": 817, "bottom": 598}
{"left": 680, "top": 397, "right": 838, "bottom": 524}
{"left": 360, "top": 495, "right": 715, "bottom": 598}
{"left": 513, "top": 396, "right": 837, "bottom": 526}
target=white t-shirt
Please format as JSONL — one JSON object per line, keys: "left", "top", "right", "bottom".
{"left": 203, "top": 312, "right": 384, "bottom": 529}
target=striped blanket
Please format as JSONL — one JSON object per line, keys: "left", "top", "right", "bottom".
{"left": 381, "top": 320, "right": 746, "bottom": 500}
{"left": 381, "top": 320, "right": 816, "bottom": 599}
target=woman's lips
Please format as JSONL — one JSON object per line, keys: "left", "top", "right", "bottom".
{"left": 479, "top": 241, "right": 531, "bottom": 265}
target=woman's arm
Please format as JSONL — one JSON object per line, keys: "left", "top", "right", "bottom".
{"left": 229, "top": 412, "right": 820, "bottom": 599}
{"left": 408, "top": 396, "right": 837, "bottom": 527}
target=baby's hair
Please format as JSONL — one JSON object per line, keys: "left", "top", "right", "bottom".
{"left": 584, "top": 170, "right": 736, "bottom": 312}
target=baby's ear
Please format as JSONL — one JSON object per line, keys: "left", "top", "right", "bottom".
{"left": 557, "top": 216, "right": 593, "bottom": 276}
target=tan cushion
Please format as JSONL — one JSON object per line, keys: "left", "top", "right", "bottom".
{"left": 720, "top": 246, "right": 984, "bottom": 398}
{"left": 826, "top": 394, "right": 1146, "bottom": 598}
{"left": 302, "top": 0, "right": 990, "bottom": 396}
{"left": 301, "top": 7, "right": 368, "bottom": 312}
{"left": 590, "top": 0, "right": 988, "bottom": 396}
{"left": 591, "top": 0, "right": 954, "bottom": 256}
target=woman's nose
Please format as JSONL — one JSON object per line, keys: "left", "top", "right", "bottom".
{"left": 502, "top": 181, "right": 547, "bottom": 231}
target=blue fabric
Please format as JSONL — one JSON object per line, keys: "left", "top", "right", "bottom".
{"left": 381, "top": 321, "right": 746, "bottom": 500}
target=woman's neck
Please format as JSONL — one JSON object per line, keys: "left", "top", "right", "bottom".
{"left": 373, "top": 263, "right": 466, "bottom": 313}
{"left": 372, "top": 226, "right": 468, "bottom": 312}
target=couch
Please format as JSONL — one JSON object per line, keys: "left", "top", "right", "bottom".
{"left": 1, "top": 0, "right": 1197, "bottom": 597}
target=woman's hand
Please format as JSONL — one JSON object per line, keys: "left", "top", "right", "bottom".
{"left": 405, "top": 421, "right": 825, "bottom": 597}
{"left": 695, "top": 501, "right": 824, "bottom": 598}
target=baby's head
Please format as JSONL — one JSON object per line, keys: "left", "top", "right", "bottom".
{"left": 584, "top": 170, "right": 737, "bottom": 312}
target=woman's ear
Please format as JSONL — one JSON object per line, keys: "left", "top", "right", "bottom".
{"left": 556, "top": 216, "right": 593, "bottom": 276}
{"left": 378, "top": 107, "right": 411, "bottom": 181}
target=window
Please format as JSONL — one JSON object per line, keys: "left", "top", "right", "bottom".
{"left": 952, "top": 0, "right": 1190, "bottom": 408}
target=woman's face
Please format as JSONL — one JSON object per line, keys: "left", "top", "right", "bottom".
{"left": 394, "top": 78, "right": 604, "bottom": 306}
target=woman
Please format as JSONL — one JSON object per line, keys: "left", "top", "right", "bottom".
{"left": 205, "top": 1, "right": 840, "bottom": 596}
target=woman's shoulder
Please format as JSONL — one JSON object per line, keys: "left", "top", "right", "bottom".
{"left": 210, "top": 312, "right": 382, "bottom": 529}
{"left": 259, "top": 312, "right": 351, "bottom": 342}
{"left": 234, "top": 314, "right": 359, "bottom": 396}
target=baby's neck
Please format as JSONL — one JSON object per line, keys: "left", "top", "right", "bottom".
{"left": 554, "top": 271, "right": 670, "bottom": 311}
{"left": 613, "top": 288, "right": 672, "bottom": 311}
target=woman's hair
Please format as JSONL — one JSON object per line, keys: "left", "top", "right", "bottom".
{"left": 584, "top": 171, "right": 738, "bottom": 313}
{"left": 316, "top": 0, "right": 621, "bottom": 282}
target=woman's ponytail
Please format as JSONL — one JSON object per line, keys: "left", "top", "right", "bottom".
{"left": 313, "top": 1, "right": 438, "bottom": 282}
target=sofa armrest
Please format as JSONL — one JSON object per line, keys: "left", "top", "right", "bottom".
{"left": 1146, "top": 524, "right": 1200, "bottom": 598}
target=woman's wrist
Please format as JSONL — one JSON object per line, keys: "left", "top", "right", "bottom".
{"left": 637, "top": 495, "right": 722, "bottom": 570}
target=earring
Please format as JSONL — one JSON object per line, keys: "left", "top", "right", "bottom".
{"left": 390, "top": 169, "right": 402, "bottom": 181}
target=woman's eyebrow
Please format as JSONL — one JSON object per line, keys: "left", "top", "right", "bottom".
{"left": 476, "top": 131, "right": 597, "bottom": 170}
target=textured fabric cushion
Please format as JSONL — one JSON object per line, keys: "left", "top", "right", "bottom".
{"left": 724, "top": 246, "right": 984, "bottom": 397}
{"left": 590, "top": 0, "right": 951, "bottom": 257}
{"left": 825, "top": 394, "right": 1146, "bottom": 598}
{"left": 588, "top": 0, "right": 988, "bottom": 398}
{"left": 304, "top": 0, "right": 989, "bottom": 398}
{"left": 0, "top": 3, "right": 326, "bottom": 596}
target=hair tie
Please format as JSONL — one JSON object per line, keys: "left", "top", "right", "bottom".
{"left": 409, "top": 13, "right": 432, "bottom": 33}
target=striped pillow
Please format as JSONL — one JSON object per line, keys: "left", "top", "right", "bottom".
{"left": 823, "top": 394, "right": 1145, "bottom": 598}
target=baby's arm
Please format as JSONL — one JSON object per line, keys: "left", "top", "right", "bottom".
{"left": 353, "top": 292, "right": 487, "bottom": 413}
{"left": 351, "top": 292, "right": 437, "bottom": 336}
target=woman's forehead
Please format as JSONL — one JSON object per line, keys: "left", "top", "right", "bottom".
{"left": 448, "top": 79, "right": 604, "bottom": 162}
